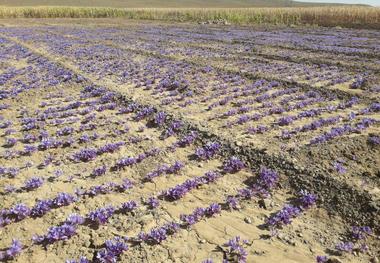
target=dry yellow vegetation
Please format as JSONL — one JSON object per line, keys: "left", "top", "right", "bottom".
{"left": 0, "top": 6, "right": 379, "bottom": 28}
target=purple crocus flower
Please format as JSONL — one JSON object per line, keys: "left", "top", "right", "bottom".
{"left": 4, "top": 185, "right": 16, "bottom": 193}
{"left": 87, "top": 206, "right": 115, "bottom": 225}
{"left": 155, "top": 111, "right": 166, "bottom": 126}
{"left": 43, "top": 224, "right": 77, "bottom": 244}
{"left": 8, "top": 203, "right": 31, "bottom": 221}
{"left": 333, "top": 162, "right": 346, "bottom": 174}
{"left": 146, "top": 197, "right": 160, "bottom": 209}
{"left": 223, "top": 156, "right": 245, "bottom": 173}
{"left": 91, "top": 166, "right": 107, "bottom": 177}
{"left": 24, "top": 177, "right": 44, "bottom": 190}
{"left": 22, "top": 145, "right": 37, "bottom": 155}
{"left": 99, "top": 237, "right": 128, "bottom": 260}
{"left": 257, "top": 167, "right": 278, "bottom": 190}
{"left": 66, "top": 256, "right": 90, "bottom": 263}
{"left": 195, "top": 142, "right": 221, "bottom": 160}
{"left": 31, "top": 199, "right": 53, "bottom": 217}
{"left": 120, "top": 200, "right": 138, "bottom": 213}
{"left": 298, "top": 190, "right": 317, "bottom": 209}
{"left": 205, "top": 203, "right": 221, "bottom": 216}
{"left": 266, "top": 205, "right": 301, "bottom": 229}
{"left": 368, "top": 135, "right": 380, "bottom": 145}
{"left": 351, "top": 226, "right": 372, "bottom": 240}
{"left": 5, "top": 138, "right": 17, "bottom": 147}
{"left": 226, "top": 196, "right": 240, "bottom": 210}
{"left": 66, "top": 214, "right": 85, "bottom": 225}
{"left": 52, "top": 193, "right": 76, "bottom": 207}
{"left": 149, "top": 227, "right": 168, "bottom": 244}
{"left": 316, "top": 255, "right": 328, "bottom": 263}
{"left": 335, "top": 241, "right": 354, "bottom": 253}
{"left": 0, "top": 239, "right": 22, "bottom": 260}
{"left": 72, "top": 148, "right": 97, "bottom": 162}
{"left": 224, "top": 236, "right": 249, "bottom": 263}
{"left": 118, "top": 179, "right": 134, "bottom": 191}
{"left": 176, "top": 131, "right": 198, "bottom": 147}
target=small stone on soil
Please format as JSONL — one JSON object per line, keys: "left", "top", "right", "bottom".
{"left": 244, "top": 217, "right": 252, "bottom": 224}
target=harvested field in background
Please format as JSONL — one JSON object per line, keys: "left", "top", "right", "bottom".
{"left": 0, "top": 6, "right": 379, "bottom": 28}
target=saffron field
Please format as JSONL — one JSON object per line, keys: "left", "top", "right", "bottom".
{"left": 0, "top": 19, "right": 379, "bottom": 262}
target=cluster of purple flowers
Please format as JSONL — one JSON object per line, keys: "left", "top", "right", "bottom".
{"left": 195, "top": 142, "right": 221, "bottom": 160}
{"left": 224, "top": 236, "right": 249, "bottom": 263}
{"left": 238, "top": 167, "right": 279, "bottom": 200}
{"left": 174, "top": 131, "right": 198, "bottom": 148}
{"left": 350, "top": 75, "right": 366, "bottom": 89}
{"left": 144, "top": 161, "right": 184, "bottom": 181}
{"left": 278, "top": 116, "right": 297, "bottom": 126}
{"left": 0, "top": 239, "right": 23, "bottom": 261}
{"left": 56, "top": 126, "right": 74, "bottom": 136}
{"left": 4, "top": 129, "right": 16, "bottom": 136}
{"left": 247, "top": 125, "right": 268, "bottom": 134}
{"left": 120, "top": 200, "right": 138, "bottom": 213}
{"left": 316, "top": 255, "right": 328, "bottom": 263}
{"left": 0, "top": 166, "right": 20, "bottom": 177}
{"left": 297, "top": 190, "right": 318, "bottom": 210}
{"left": 65, "top": 213, "right": 85, "bottom": 225}
{"left": 162, "top": 120, "right": 183, "bottom": 138}
{"left": 223, "top": 156, "right": 245, "bottom": 173}
{"left": 226, "top": 196, "right": 240, "bottom": 210}
{"left": 180, "top": 203, "right": 221, "bottom": 226}
{"left": 38, "top": 137, "right": 63, "bottom": 151}
{"left": 266, "top": 190, "right": 317, "bottom": 232}
{"left": 87, "top": 206, "right": 116, "bottom": 225}
{"left": 33, "top": 212, "right": 84, "bottom": 245}
{"left": 78, "top": 179, "right": 133, "bottom": 197}
{"left": 310, "top": 118, "right": 377, "bottom": 144}
{"left": 52, "top": 193, "right": 77, "bottom": 207}
{"left": 72, "top": 142, "right": 125, "bottom": 163}
{"left": 5, "top": 138, "right": 17, "bottom": 147}
{"left": 66, "top": 256, "right": 90, "bottom": 263}
{"left": 154, "top": 111, "right": 166, "bottom": 126}
{"left": 0, "top": 120, "right": 12, "bottom": 129}
{"left": 266, "top": 205, "right": 301, "bottom": 230}
{"left": 22, "top": 133, "right": 37, "bottom": 143}
{"left": 351, "top": 226, "right": 372, "bottom": 241}
{"left": 282, "top": 116, "right": 342, "bottom": 140}
{"left": 0, "top": 203, "right": 31, "bottom": 227}
{"left": 257, "top": 167, "right": 279, "bottom": 190}
{"left": 333, "top": 161, "right": 346, "bottom": 174}
{"left": 24, "top": 176, "right": 44, "bottom": 190}
{"left": 91, "top": 165, "right": 107, "bottom": 177}
{"left": 96, "top": 237, "right": 129, "bottom": 262}
{"left": 97, "top": 142, "right": 125, "bottom": 154}
{"left": 162, "top": 171, "right": 222, "bottom": 200}
{"left": 335, "top": 225, "right": 373, "bottom": 255}
{"left": 33, "top": 224, "right": 77, "bottom": 245}
{"left": 31, "top": 199, "right": 54, "bottom": 217}
{"left": 335, "top": 241, "right": 354, "bottom": 253}
{"left": 79, "top": 133, "right": 98, "bottom": 144}
{"left": 368, "top": 135, "right": 380, "bottom": 145}
{"left": 137, "top": 222, "right": 180, "bottom": 244}
{"left": 72, "top": 148, "right": 97, "bottom": 162}
{"left": 114, "top": 147, "right": 161, "bottom": 170}
{"left": 22, "top": 145, "right": 38, "bottom": 155}
{"left": 134, "top": 106, "right": 154, "bottom": 121}
{"left": 146, "top": 197, "right": 160, "bottom": 209}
